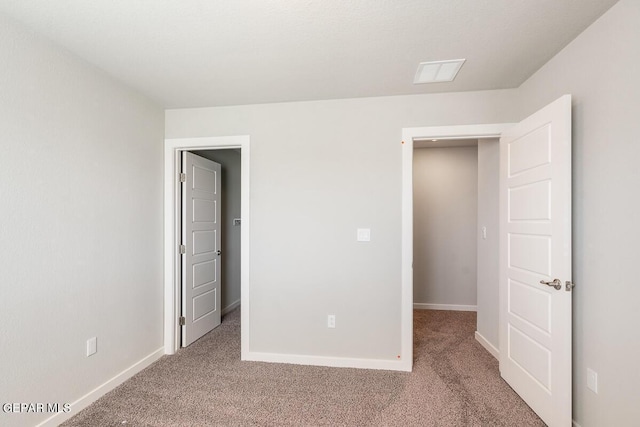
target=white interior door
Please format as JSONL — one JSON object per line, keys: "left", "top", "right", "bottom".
{"left": 181, "top": 152, "right": 222, "bottom": 347}
{"left": 499, "top": 95, "right": 572, "bottom": 426}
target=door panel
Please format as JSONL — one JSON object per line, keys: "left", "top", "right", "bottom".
{"left": 507, "top": 124, "right": 551, "bottom": 175}
{"left": 508, "top": 325, "right": 551, "bottom": 388}
{"left": 508, "top": 180, "right": 551, "bottom": 220}
{"left": 193, "top": 230, "right": 216, "bottom": 255}
{"left": 193, "top": 260, "right": 217, "bottom": 289}
{"left": 499, "top": 95, "right": 572, "bottom": 427}
{"left": 181, "top": 152, "right": 222, "bottom": 347}
{"left": 509, "top": 279, "right": 551, "bottom": 333}
{"left": 508, "top": 234, "right": 551, "bottom": 274}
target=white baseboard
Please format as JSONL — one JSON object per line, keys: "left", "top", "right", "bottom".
{"left": 573, "top": 421, "right": 582, "bottom": 427}
{"left": 474, "top": 331, "right": 499, "bottom": 360}
{"left": 222, "top": 298, "right": 241, "bottom": 315}
{"left": 414, "top": 303, "right": 477, "bottom": 312}
{"left": 244, "top": 351, "right": 412, "bottom": 372}
{"left": 36, "top": 347, "right": 165, "bottom": 427}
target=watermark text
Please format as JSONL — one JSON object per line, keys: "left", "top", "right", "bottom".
{"left": 2, "top": 403, "right": 70, "bottom": 413}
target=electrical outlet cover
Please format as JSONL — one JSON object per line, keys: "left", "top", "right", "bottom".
{"left": 357, "top": 228, "right": 371, "bottom": 242}
{"left": 587, "top": 368, "right": 598, "bottom": 393}
{"left": 86, "top": 337, "right": 97, "bottom": 357}
{"left": 327, "top": 315, "right": 336, "bottom": 328}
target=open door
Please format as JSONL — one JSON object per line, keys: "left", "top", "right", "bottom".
{"left": 499, "top": 95, "right": 572, "bottom": 426}
{"left": 181, "top": 152, "right": 222, "bottom": 347}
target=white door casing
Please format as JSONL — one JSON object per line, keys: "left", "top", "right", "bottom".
{"left": 401, "top": 124, "right": 513, "bottom": 373}
{"left": 164, "top": 136, "right": 249, "bottom": 358}
{"left": 181, "top": 152, "right": 222, "bottom": 347}
{"left": 499, "top": 95, "right": 572, "bottom": 426}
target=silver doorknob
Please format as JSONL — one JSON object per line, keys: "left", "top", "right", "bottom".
{"left": 540, "top": 279, "right": 562, "bottom": 290}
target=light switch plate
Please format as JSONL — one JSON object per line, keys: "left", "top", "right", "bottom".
{"left": 357, "top": 228, "right": 371, "bottom": 242}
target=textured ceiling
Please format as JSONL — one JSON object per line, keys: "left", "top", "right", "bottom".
{"left": 0, "top": 0, "right": 619, "bottom": 108}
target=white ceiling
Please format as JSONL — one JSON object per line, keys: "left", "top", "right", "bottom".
{"left": 0, "top": 0, "right": 618, "bottom": 108}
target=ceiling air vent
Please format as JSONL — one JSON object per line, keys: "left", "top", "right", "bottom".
{"left": 414, "top": 59, "right": 466, "bottom": 84}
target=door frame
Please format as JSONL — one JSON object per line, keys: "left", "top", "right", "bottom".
{"left": 164, "top": 135, "right": 250, "bottom": 356}
{"left": 401, "top": 124, "right": 513, "bottom": 368}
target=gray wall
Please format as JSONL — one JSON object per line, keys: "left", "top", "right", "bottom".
{"left": 194, "top": 149, "right": 242, "bottom": 312}
{"left": 0, "top": 14, "right": 164, "bottom": 427}
{"left": 413, "top": 146, "right": 478, "bottom": 307}
{"left": 476, "top": 139, "right": 500, "bottom": 348}
{"left": 516, "top": 1, "right": 640, "bottom": 424}
{"left": 166, "top": 90, "right": 519, "bottom": 360}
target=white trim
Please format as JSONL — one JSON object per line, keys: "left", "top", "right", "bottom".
{"left": 164, "top": 136, "right": 250, "bottom": 361}
{"left": 475, "top": 331, "right": 500, "bottom": 360}
{"left": 222, "top": 298, "right": 241, "bottom": 316}
{"left": 403, "top": 124, "right": 514, "bottom": 141}
{"left": 401, "top": 123, "right": 513, "bottom": 373}
{"left": 245, "top": 351, "right": 411, "bottom": 372}
{"left": 414, "top": 303, "right": 477, "bottom": 311}
{"left": 36, "top": 347, "right": 164, "bottom": 427}
{"left": 573, "top": 420, "right": 582, "bottom": 427}
{"left": 400, "top": 137, "right": 414, "bottom": 373}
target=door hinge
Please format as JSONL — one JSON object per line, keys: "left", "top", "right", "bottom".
{"left": 179, "top": 173, "right": 186, "bottom": 183}
{"left": 179, "top": 316, "right": 186, "bottom": 326}
{"left": 179, "top": 244, "right": 186, "bottom": 254}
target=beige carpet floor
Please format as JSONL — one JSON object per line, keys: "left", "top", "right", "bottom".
{"left": 63, "top": 309, "right": 544, "bottom": 426}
